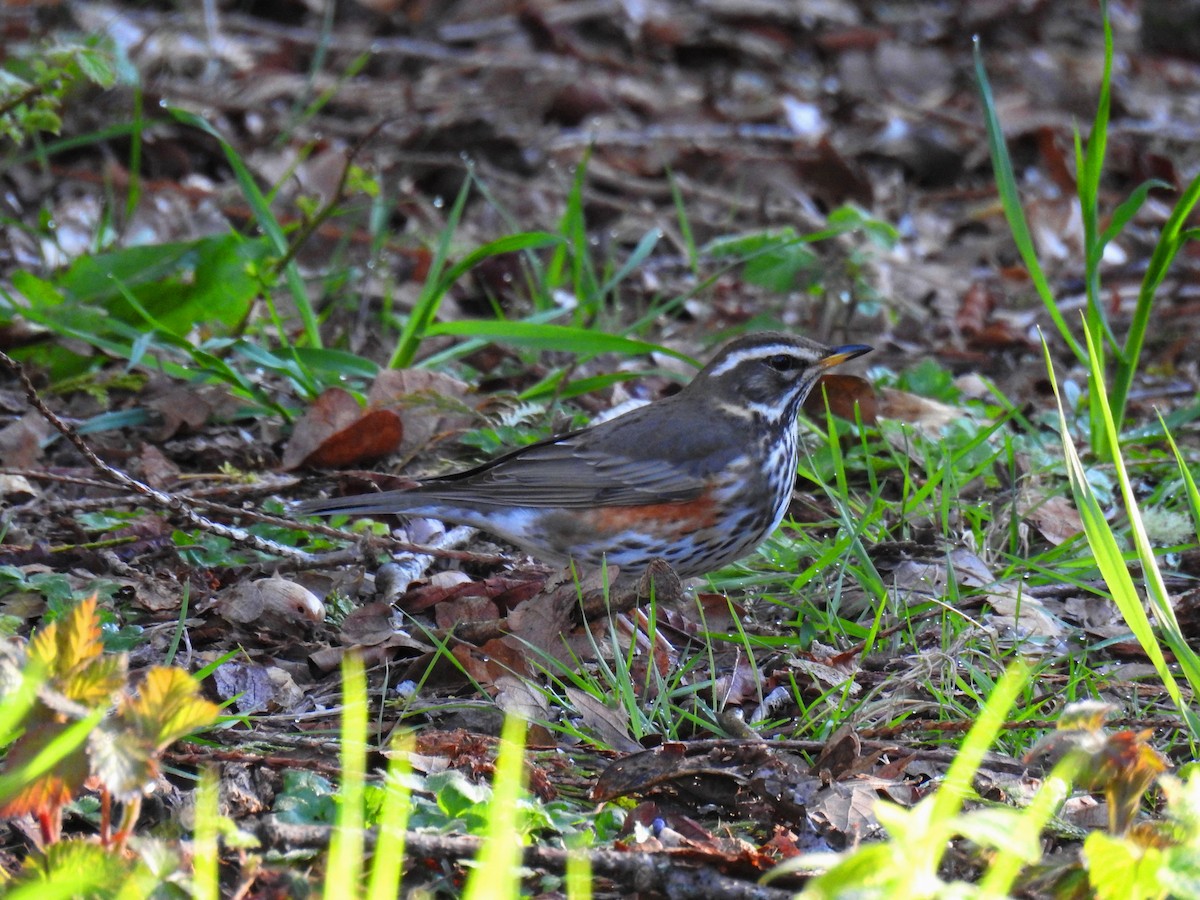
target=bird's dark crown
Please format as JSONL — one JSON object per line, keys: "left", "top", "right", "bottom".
{"left": 680, "top": 332, "right": 873, "bottom": 414}
{"left": 687, "top": 332, "right": 834, "bottom": 405}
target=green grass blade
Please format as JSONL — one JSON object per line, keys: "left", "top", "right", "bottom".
{"left": 1099, "top": 179, "right": 1167, "bottom": 249}
{"left": 1077, "top": 0, "right": 1113, "bottom": 299}
{"left": 598, "top": 227, "right": 662, "bottom": 299}
{"left": 462, "top": 715, "right": 527, "bottom": 900}
{"left": 365, "top": 731, "right": 414, "bottom": 900}
{"left": 192, "top": 766, "right": 220, "bottom": 900}
{"left": 438, "top": 232, "right": 563, "bottom": 291}
{"left": 545, "top": 146, "right": 598, "bottom": 314}
{"left": 931, "top": 664, "right": 1029, "bottom": 828}
{"left": 292, "top": 347, "right": 380, "bottom": 380}
{"left": 389, "top": 174, "right": 473, "bottom": 368}
{"left": 1077, "top": 0, "right": 1114, "bottom": 459}
{"left": 668, "top": 169, "right": 699, "bottom": 275}
{"left": 793, "top": 664, "right": 1030, "bottom": 896}
{"left": 1081, "top": 324, "right": 1200, "bottom": 709}
{"left": 973, "top": 38, "right": 1084, "bottom": 362}
{"left": 565, "top": 848, "right": 593, "bottom": 900}
{"left": 1109, "top": 167, "right": 1200, "bottom": 431}
{"left": 427, "top": 319, "right": 690, "bottom": 362}
{"left": 8, "top": 122, "right": 141, "bottom": 167}
{"left": 325, "top": 654, "right": 368, "bottom": 900}
{"left": 1163, "top": 417, "right": 1200, "bottom": 537}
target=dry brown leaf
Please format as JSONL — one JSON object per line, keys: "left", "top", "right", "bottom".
{"left": 0, "top": 412, "right": 51, "bottom": 468}
{"left": 147, "top": 385, "right": 217, "bottom": 440}
{"left": 282, "top": 387, "right": 403, "bottom": 470}
{"left": 0, "top": 473, "right": 37, "bottom": 503}
{"left": 712, "top": 655, "right": 762, "bottom": 707}
{"left": 367, "top": 368, "right": 475, "bottom": 458}
{"left": 336, "top": 602, "right": 429, "bottom": 661}
{"left": 1019, "top": 492, "right": 1084, "bottom": 545}
{"left": 434, "top": 594, "right": 501, "bottom": 631}
{"left": 949, "top": 548, "right": 1065, "bottom": 639}
{"left": 563, "top": 686, "right": 642, "bottom": 752}
{"left": 803, "top": 373, "right": 878, "bottom": 423}
{"left": 786, "top": 653, "right": 861, "bottom": 696}
{"left": 956, "top": 281, "right": 996, "bottom": 337}
{"left": 212, "top": 661, "right": 276, "bottom": 714}
{"left": 493, "top": 674, "right": 552, "bottom": 740}
{"left": 807, "top": 781, "right": 882, "bottom": 838}
{"left": 591, "top": 744, "right": 689, "bottom": 802}
{"left": 877, "top": 387, "right": 962, "bottom": 433}
{"left": 135, "top": 442, "right": 181, "bottom": 489}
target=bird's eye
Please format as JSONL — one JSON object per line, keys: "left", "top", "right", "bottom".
{"left": 765, "top": 354, "right": 799, "bottom": 372}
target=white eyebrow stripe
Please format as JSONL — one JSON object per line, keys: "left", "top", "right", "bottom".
{"left": 705, "top": 343, "right": 802, "bottom": 377}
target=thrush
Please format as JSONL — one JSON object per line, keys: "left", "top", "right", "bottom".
{"left": 295, "top": 332, "right": 871, "bottom": 577}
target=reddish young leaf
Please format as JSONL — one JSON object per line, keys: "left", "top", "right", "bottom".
{"left": 0, "top": 721, "right": 89, "bottom": 821}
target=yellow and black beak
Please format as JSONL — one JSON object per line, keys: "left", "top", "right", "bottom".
{"left": 819, "top": 344, "right": 873, "bottom": 369}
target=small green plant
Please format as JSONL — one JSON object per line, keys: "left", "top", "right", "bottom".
{"left": 0, "top": 596, "right": 219, "bottom": 893}
{"left": 0, "top": 39, "right": 116, "bottom": 145}
{"left": 704, "top": 205, "right": 897, "bottom": 312}
{"left": 525, "top": 591, "right": 730, "bottom": 747}
{"left": 388, "top": 175, "right": 563, "bottom": 369}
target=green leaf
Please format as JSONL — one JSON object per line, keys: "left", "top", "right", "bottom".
{"left": 427, "top": 320, "right": 690, "bottom": 362}
{"left": 1084, "top": 831, "right": 1165, "bottom": 900}
{"left": 955, "top": 807, "right": 1042, "bottom": 861}
{"left": 8, "top": 838, "right": 133, "bottom": 896}
{"left": 273, "top": 770, "right": 338, "bottom": 825}
{"left": 293, "top": 347, "right": 380, "bottom": 380}
{"left": 0, "top": 712, "right": 103, "bottom": 815}
{"left": 124, "top": 666, "right": 219, "bottom": 747}
{"left": 743, "top": 243, "right": 820, "bottom": 293}
{"left": 75, "top": 47, "right": 117, "bottom": 88}
{"left": 8, "top": 271, "right": 64, "bottom": 309}
{"left": 1044, "top": 330, "right": 1200, "bottom": 739}
{"left": 436, "top": 231, "right": 563, "bottom": 297}
{"left": 1099, "top": 179, "right": 1169, "bottom": 249}
{"left": 598, "top": 227, "right": 661, "bottom": 298}
{"left": 703, "top": 227, "right": 799, "bottom": 257}
{"left": 1108, "top": 166, "right": 1200, "bottom": 431}
{"left": 56, "top": 234, "right": 269, "bottom": 335}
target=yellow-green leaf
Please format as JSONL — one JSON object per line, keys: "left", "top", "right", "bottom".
{"left": 123, "top": 666, "right": 219, "bottom": 747}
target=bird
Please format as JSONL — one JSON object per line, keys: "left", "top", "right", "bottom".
{"left": 295, "top": 332, "right": 872, "bottom": 578}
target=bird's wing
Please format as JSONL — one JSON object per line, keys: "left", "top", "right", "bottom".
{"left": 408, "top": 402, "right": 741, "bottom": 509}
